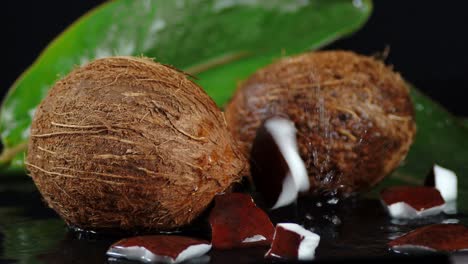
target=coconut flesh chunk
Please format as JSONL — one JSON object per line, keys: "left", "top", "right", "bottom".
{"left": 250, "top": 117, "right": 310, "bottom": 210}
{"left": 265, "top": 118, "right": 310, "bottom": 193}
{"left": 386, "top": 202, "right": 445, "bottom": 219}
{"left": 106, "top": 235, "right": 211, "bottom": 264}
{"left": 380, "top": 186, "right": 445, "bottom": 219}
{"left": 425, "top": 164, "right": 458, "bottom": 202}
{"left": 432, "top": 165, "right": 458, "bottom": 201}
{"left": 265, "top": 223, "right": 320, "bottom": 261}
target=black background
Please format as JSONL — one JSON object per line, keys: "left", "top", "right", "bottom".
{"left": 2, "top": 1, "right": 468, "bottom": 116}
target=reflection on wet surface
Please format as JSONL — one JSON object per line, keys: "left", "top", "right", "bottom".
{"left": 0, "top": 177, "right": 467, "bottom": 264}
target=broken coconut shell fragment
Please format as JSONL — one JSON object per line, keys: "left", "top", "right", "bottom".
{"left": 388, "top": 224, "right": 468, "bottom": 253}
{"left": 380, "top": 186, "right": 445, "bottom": 219}
{"left": 26, "top": 56, "right": 246, "bottom": 232}
{"left": 106, "top": 235, "right": 211, "bottom": 264}
{"left": 265, "top": 223, "right": 320, "bottom": 261}
{"left": 250, "top": 117, "right": 310, "bottom": 209}
{"left": 226, "top": 51, "right": 416, "bottom": 195}
{"left": 209, "top": 193, "right": 274, "bottom": 249}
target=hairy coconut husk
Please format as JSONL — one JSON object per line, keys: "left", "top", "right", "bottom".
{"left": 26, "top": 56, "right": 246, "bottom": 232}
{"left": 225, "top": 51, "right": 416, "bottom": 195}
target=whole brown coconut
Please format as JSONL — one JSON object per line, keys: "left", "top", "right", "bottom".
{"left": 225, "top": 51, "right": 416, "bottom": 195}
{"left": 26, "top": 56, "right": 246, "bottom": 232}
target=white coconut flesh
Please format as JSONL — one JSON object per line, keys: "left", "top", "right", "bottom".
{"left": 107, "top": 243, "right": 211, "bottom": 264}
{"left": 264, "top": 118, "right": 310, "bottom": 209}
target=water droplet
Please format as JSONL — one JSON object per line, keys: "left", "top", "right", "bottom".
{"left": 327, "top": 197, "right": 339, "bottom": 205}
{"left": 331, "top": 216, "right": 341, "bottom": 226}
{"left": 390, "top": 218, "right": 410, "bottom": 226}
{"left": 22, "top": 125, "right": 31, "bottom": 140}
{"left": 175, "top": 0, "right": 185, "bottom": 8}
{"left": 352, "top": 0, "right": 364, "bottom": 9}
{"left": 323, "top": 215, "right": 341, "bottom": 226}
{"left": 442, "top": 218, "right": 459, "bottom": 224}
{"left": 386, "top": 225, "right": 400, "bottom": 232}
{"left": 388, "top": 232, "right": 405, "bottom": 240}
{"left": 79, "top": 56, "right": 90, "bottom": 65}
{"left": 116, "top": 40, "right": 135, "bottom": 55}
{"left": 143, "top": 19, "right": 166, "bottom": 51}
{"left": 415, "top": 103, "right": 424, "bottom": 111}
{"left": 95, "top": 48, "right": 112, "bottom": 59}
{"left": 13, "top": 159, "right": 23, "bottom": 167}
{"left": 323, "top": 170, "right": 336, "bottom": 184}
{"left": 316, "top": 202, "right": 323, "bottom": 207}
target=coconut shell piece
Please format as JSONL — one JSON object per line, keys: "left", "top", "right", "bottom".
{"left": 265, "top": 223, "right": 320, "bottom": 261}
{"left": 225, "top": 51, "right": 416, "bottom": 195}
{"left": 380, "top": 186, "right": 445, "bottom": 219}
{"left": 209, "top": 193, "right": 274, "bottom": 249}
{"left": 26, "top": 56, "right": 246, "bottom": 232}
{"left": 388, "top": 224, "right": 468, "bottom": 253}
{"left": 250, "top": 117, "right": 309, "bottom": 209}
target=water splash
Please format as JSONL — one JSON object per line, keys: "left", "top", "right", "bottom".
{"left": 311, "top": 69, "right": 333, "bottom": 182}
{"left": 327, "top": 197, "right": 340, "bottom": 205}
{"left": 323, "top": 214, "right": 342, "bottom": 226}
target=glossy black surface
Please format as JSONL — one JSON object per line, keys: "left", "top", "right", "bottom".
{"left": 1, "top": 176, "right": 466, "bottom": 264}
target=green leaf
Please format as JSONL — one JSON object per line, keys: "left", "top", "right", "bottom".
{"left": 461, "top": 118, "right": 468, "bottom": 129}
{"left": 379, "top": 88, "right": 468, "bottom": 212}
{"left": 0, "top": 0, "right": 372, "bottom": 170}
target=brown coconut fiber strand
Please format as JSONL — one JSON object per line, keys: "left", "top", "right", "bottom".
{"left": 26, "top": 56, "right": 246, "bottom": 232}
{"left": 225, "top": 51, "right": 416, "bottom": 195}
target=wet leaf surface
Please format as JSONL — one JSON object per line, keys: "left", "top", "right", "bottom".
{"left": 0, "top": 0, "right": 371, "bottom": 171}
